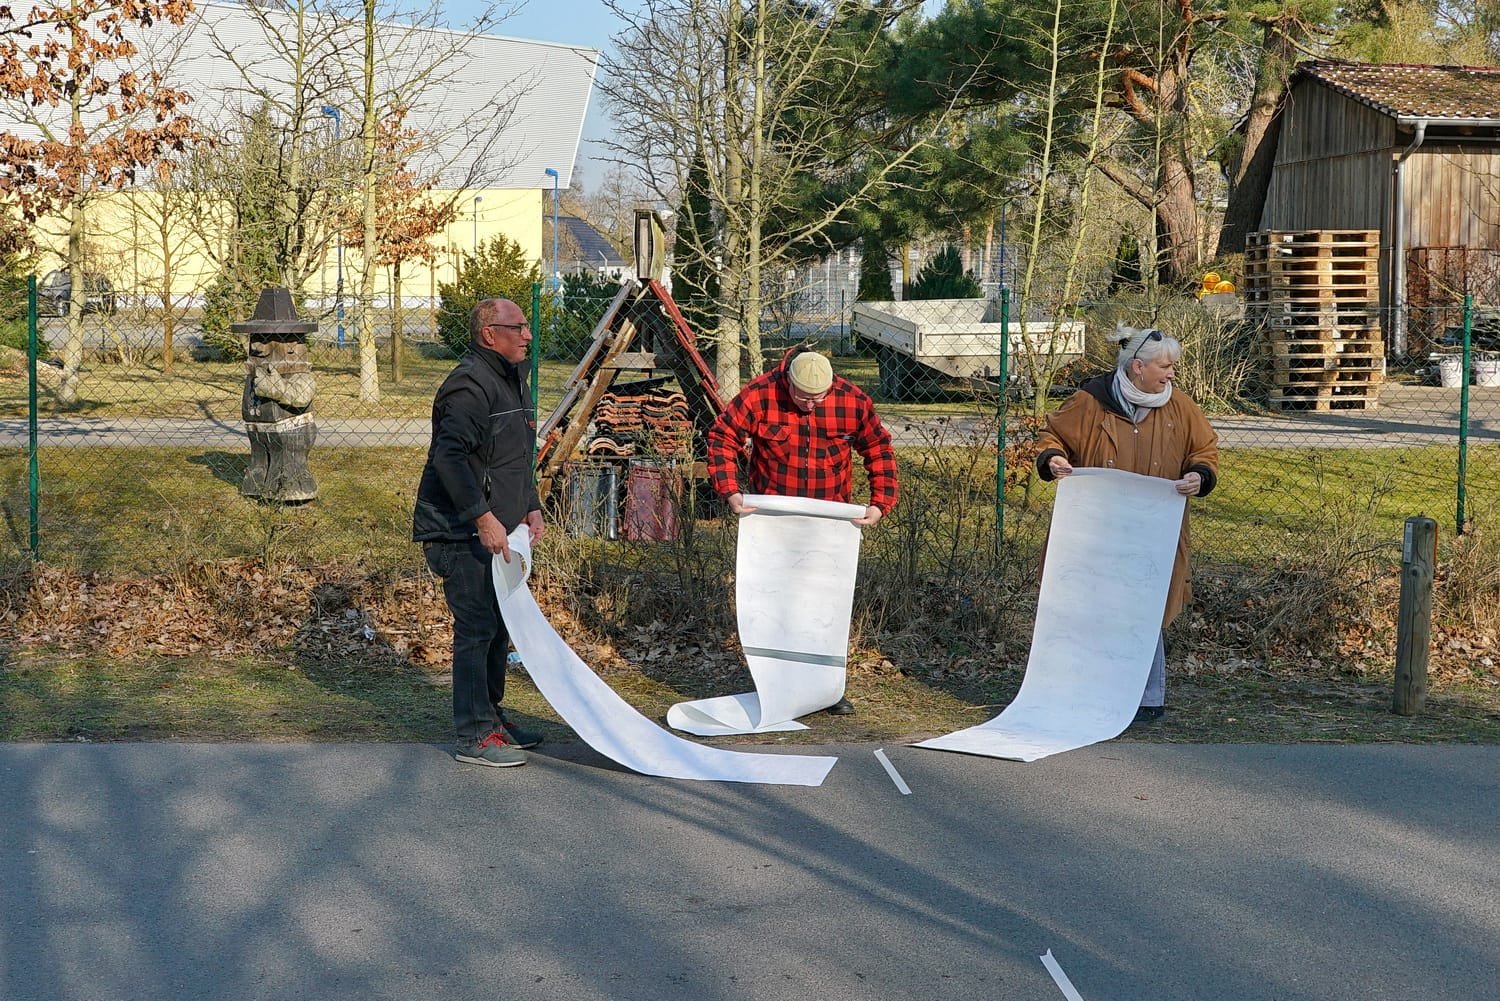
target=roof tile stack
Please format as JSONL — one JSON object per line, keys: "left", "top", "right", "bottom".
{"left": 585, "top": 388, "right": 693, "bottom": 459}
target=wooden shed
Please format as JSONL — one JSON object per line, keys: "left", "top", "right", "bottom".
{"left": 1257, "top": 61, "right": 1500, "bottom": 355}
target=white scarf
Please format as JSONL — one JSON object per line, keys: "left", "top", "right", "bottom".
{"left": 1113, "top": 368, "right": 1172, "bottom": 423}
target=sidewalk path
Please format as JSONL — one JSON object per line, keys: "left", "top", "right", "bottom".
{"left": 3, "top": 742, "right": 1496, "bottom": 1000}
{"left": 0, "top": 416, "right": 430, "bottom": 448}
{"left": 4, "top": 385, "right": 1497, "bottom": 449}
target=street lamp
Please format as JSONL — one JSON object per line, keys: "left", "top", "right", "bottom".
{"left": 544, "top": 167, "right": 560, "bottom": 291}
{"left": 320, "top": 104, "right": 345, "bottom": 347}
{"left": 472, "top": 195, "right": 483, "bottom": 253}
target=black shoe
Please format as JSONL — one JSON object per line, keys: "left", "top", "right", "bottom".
{"left": 497, "top": 709, "right": 543, "bottom": 749}
{"left": 1131, "top": 705, "right": 1165, "bottom": 725}
{"left": 824, "top": 696, "right": 856, "bottom": 716}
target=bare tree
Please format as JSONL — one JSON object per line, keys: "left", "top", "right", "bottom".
{"left": 190, "top": 0, "right": 356, "bottom": 326}
{"left": 197, "top": 0, "right": 530, "bottom": 400}
{"left": 0, "top": 0, "right": 197, "bottom": 405}
{"left": 340, "top": 104, "right": 456, "bottom": 383}
{"left": 128, "top": 157, "right": 214, "bottom": 374}
{"left": 579, "top": 160, "right": 650, "bottom": 258}
{"left": 345, "top": 0, "right": 531, "bottom": 400}
{"left": 1012, "top": 0, "right": 1124, "bottom": 412}
{"left": 603, "top": 0, "right": 966, "bottom": 390}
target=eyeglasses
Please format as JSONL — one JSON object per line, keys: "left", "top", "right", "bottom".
{"left": 1128, "top": 329, "right": 1163, "bottom": 362}
{"left": 485, "top": 322, "right": 529, "bottom": 334}
{"left": 788, "top": 386, "right": 830, "bottom": 404}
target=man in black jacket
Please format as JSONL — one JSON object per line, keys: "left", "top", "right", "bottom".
{"left": 414, "top": 297, "right": 546, "bottom": 767}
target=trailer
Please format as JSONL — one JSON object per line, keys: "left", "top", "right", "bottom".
{"left": 851, "top": 298, "right": 1085, "bottom": 400}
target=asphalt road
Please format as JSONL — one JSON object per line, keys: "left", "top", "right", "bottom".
{"left": 4, "top": 380, "right": 1499, "bottom": 450}
{"left": 4, "top": 406, "right": 1500, "bottom": 452}
{"left": 3, "top": 741, "right": 1497, "bottom": 1001}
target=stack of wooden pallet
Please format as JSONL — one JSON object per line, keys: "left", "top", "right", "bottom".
{"left": 1244, "top": 229, "right": 1383, "bottom": 411}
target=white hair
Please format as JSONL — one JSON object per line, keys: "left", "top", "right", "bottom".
{"left": 1110, "top": 322, "right": 1181, "bottom": 371}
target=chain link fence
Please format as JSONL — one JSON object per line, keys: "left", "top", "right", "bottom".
{"left": 2, "top": 274, "right": 1497, "bottom": 608}
{"left": 854, "top": 292, "right": 1498, "bottom": 562}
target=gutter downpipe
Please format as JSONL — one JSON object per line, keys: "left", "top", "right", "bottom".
{"left": 1391, "top": 119, "right": 1427, "bottom": 358}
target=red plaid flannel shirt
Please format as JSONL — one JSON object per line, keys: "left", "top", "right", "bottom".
{"left": 707, "top": 353, "right": 899, "bottom": 513}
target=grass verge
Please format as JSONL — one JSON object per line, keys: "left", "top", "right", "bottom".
{"left": 6, "top": 647, "right": 1498, "bottom": 745}
{"left": 0, "top": 441, "right": 1497, "bottom": 746}
{"left": 0, "top": 349, "right": 988, "bottom": 421}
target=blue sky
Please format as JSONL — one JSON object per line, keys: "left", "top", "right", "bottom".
{"left": 468, "top": 0, "right": 625, "bottom": 48}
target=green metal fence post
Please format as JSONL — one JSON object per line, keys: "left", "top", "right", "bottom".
{"left": 1457, "top": 294, "right": 1472, "bottom": 534}
{"left": 996, "top": 287, "right": 1010, "bottom": 556}
{"left": 531, "top": 280, "right": 542, "bottom": 428}
{"left": 27, "top": 273, "right": 39, "bottom": 560}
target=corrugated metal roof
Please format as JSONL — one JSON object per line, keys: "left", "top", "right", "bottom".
{"left": 1298, "top": 61, "right": 1500, "bottom": 123}
{"left": 5, "top": 1, "right": 597, "bottom": 189}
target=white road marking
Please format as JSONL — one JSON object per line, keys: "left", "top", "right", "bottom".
{"left": 873, "top": 748, "right": 911, "bottom": 795}
{"left": 1040, "top": 949, "right": 1087, "bottom": 1001}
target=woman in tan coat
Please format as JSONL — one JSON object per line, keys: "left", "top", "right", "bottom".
{"left": 1034, "top": 324, "right": 1220, "bottom": 724}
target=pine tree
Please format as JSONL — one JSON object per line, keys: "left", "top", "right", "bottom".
{"left": 437, "top": 236, "right": 544, "bottom": 355}
{"left": 673, "top": 149, "right": 720, "bottom": 339}
{"left": 908, "top": 245, "right": 981, "bottom": 300}
{"left": 1107, "top": 233, "right": 1144, "bottom": 296}
{"left": 200, "top": 103, "right": 288, "bottom": 357}
{"left": 856, "top": 233, "right": 893, "bottom": 302}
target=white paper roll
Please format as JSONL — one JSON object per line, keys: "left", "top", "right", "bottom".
{"left": 917, "top": 468, "right": 1185, "bottom": 762}
{"left": 491, "top": 529, "right": 837, "bottom": 786}
{"left": 668, "top": 494, "right": 866, "bottom": 736}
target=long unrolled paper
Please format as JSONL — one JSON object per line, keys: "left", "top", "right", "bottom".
{"left": 917, "top": 468, "right": 1186, "bottom": 762}
{"left": 491, "top": 529, "right": 837, "bottom": 786}
{"left": 667, "top": 494, "right": 867, "bottom": 736}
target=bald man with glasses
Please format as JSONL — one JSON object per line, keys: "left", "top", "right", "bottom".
{"left": 414, "top": 297, "right": 546, "bottom": 767}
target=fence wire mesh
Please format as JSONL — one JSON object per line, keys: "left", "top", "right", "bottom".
{"left": 3, "top": 276, "right": 1497, "bottom": 602}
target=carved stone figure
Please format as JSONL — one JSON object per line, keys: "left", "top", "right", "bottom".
{"left": 233, "top": 287, "right": 319, "bottom": 502}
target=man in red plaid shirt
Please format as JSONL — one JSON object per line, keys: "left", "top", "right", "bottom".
{"left": 707, "top": 346, "right": 898, "bottom": 714}
{"left": 708, "top": 346, "right": 899, "bottom": 525}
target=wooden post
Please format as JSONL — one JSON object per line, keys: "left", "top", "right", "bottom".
{"left": 1393, "top": 516, "right": 1437, "bottom": 716}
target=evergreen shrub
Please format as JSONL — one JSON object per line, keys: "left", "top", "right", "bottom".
{"left": 437, "top": 236, "right": 547, "bottom": 355}
{"left": 908, "top": 245, "right": 981, "bottom": 300}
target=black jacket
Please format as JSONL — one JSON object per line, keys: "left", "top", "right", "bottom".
{"left": 412, "top": 346, "right": 540, "bottom": 542}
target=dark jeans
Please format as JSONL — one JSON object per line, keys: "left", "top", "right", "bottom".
{"left": 1141, "top": 631, "right": 1166, "bottom": 708}
{"left": 423, "top": 539, "right": 509, "bottom": 743}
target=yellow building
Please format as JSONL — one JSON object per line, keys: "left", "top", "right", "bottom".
{"left": 16, "top": 2, "right": 597, "bottom": 307}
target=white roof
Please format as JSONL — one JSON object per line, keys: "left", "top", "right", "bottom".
{"left": 6, "top": 1, "right": 598, "bottom": 190}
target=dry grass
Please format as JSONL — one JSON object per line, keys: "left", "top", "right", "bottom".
{"left": 2, "top": 432, "right": 1499, "bottom": 744}
{"left": 3, "top": 528, "right": 1498, "bottom": 744}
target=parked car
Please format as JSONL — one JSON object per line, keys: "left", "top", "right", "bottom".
{"left": 37, "top": 269, "right": 117, "bottom": 316}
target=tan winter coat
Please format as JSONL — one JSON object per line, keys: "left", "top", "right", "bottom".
{"left": 1035, "top": 374, "right": 1220, "bottom": 626}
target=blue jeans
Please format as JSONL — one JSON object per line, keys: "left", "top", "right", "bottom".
{"left": 1141, "top": 632, "right": 1166, "bottom": 708}
{"left": 423, "top": 539, "right": 509, "bottom": 742}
